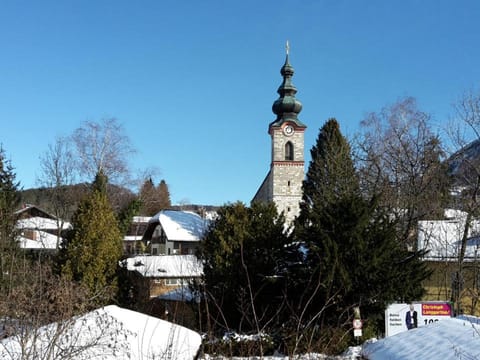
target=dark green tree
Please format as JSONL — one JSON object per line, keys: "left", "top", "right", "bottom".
{"left": 0, "top": 147, "right": 21, "bottom": 293}
{"left": 294, "top": 119, "right": 430, "bottom": 351}
{"left": 0, "top": 147, "right": 20, "bottom": 252}
{"left": 58, "top": 171, "right": 123, "bottom": 305}
{"left": 198, "top": 201, "right": 291, "bottom": 336}
{"left": 298, "top": 119, "right": 358, "bottom": 223}
{"left": 117, "top": 197, "right": 141, "bottom": 236}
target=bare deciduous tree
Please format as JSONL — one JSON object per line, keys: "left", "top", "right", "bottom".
{"left": 37, "top": 136, "right": 78, "bottom": 244}
{"left": 72, "top": 118, "right": 135, "bottom": 186}
{"left": 446, "top": 88, "right": 480, "bottom": 314}
{"left": 355, "top": 96, "right": 450, "bottom": 248}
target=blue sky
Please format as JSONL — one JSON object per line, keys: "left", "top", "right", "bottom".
{"left": 1, "top": 0, "right": 480, "bottom": 205}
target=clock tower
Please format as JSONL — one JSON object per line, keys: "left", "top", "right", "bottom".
{"left": 252, "top": 45, "right": 307, "bottom": 225}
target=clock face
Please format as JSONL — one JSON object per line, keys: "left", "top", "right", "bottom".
{"left": 283, "top": 125, "right": 294, "bottom": 136}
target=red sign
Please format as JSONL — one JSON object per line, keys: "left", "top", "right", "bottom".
{"left": 422, "top": 303, "right": 452, "bottom": 316}
{"left": 353, "top": 319, "right": 363, "bottom": 329}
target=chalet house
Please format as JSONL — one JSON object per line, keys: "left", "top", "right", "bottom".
{"left": 15, "top": 204, "right": 71, "bottom": 251}
{"left": 123, "top": 216, "right": 150, "bottom": 255}
{"left": 121, "top": 254, "right": 203, "bottom": 315}
{"left": 142, "top": 210, "right": 210, "bottom": 256}
{"left": 418, "top": 209, "right": 480, "bottom": 315}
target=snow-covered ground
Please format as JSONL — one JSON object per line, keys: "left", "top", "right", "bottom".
{"left": 200, "top": 346, "right": 361, "bottom": 360}
{"left": 200, "top": 315, "right": 480, "bottom": 359}
{"left": 2, "top": 304, "right": 478, "bottom": 360}
{"left": 362, "top": 315, "right": 480, "bottom": 359}
{"left": 0, "top": 305, "right": 201, "bottom": 360}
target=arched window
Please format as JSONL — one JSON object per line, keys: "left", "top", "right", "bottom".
{"left": 285, "top": 141, "right": 294, "bottom": 161}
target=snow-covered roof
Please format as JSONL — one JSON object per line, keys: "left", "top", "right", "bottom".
{"left": 149, "top": 210, "right": 209, "bottom": 242}
{"left": 418, "top": 219, "right": 480, "bottom": 261}
{"left": 123, "top": 235, "right": 143, "bottom": 242}
{"left": 132, "top": 216, "right": 151, "bottom": 223}
{"left": 17, "top": 232, "right": 61, "bottom": 250}
{"left": 0, "top": 305, "right": 201, "bottom": 360}
{"left": 16, "top": 216, "right": 71, "bottom": 231}
{"left": 443, "top": 208, "right": 468, "bottom": 220}
{"left": 123, "top": 255, "right": 203, "bottom": 278}
{"left": 362, "top": 315, "right": 480, "bottom": 359}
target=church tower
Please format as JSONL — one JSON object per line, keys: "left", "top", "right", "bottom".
{"left": 252, "top": 44, "right": 307, "bottom": 224}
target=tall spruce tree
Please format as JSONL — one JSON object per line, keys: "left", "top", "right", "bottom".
{"left": 139, "top": 178, "right": 171, "bottom": 216}
{"left": 157, "top": 179, "right": 171, "bottom": 210}
{"left": 58, "top": 171, "right": 123, "bottom": 305}
{"left": 294, "top": 119, "right": 430, "bottom": 344}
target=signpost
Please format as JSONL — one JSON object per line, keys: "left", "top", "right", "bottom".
{"left": 353, "top": 318, "right": 362, "bottom": 338}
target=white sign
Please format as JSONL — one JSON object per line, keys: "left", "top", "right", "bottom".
{"left": 385, "top": 302, "right": 452, "bottom": 337}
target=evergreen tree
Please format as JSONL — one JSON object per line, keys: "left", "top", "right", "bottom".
{"left": 293, "top": 119, "right": 430, "bottom": 346}
{"left": 297, "top": 119, "right": 358, "bottom": 225}
{"left": 139, "top": 178, "right": 171, "bottom": 216}
{"left": 0, "top": 147, "right": 20, "bottom": 252}
{"left": 198, "top": 201, "right": 291, "bottom": 334}
{"left": 139, "top": 178, "right": 156, "bottom": 216}
{"left": 58, "top": 171, "right": 123, "bottom": 305}
{"left": 157, "top": 179, "right": 171, "bottom": 210}
{"left": 0, "top": 147, "right": 20, "bottom": 292}
{"left": 117, "top": 198, "right": 141, "bottom": 236}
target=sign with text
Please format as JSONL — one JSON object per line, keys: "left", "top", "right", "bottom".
{"left": 385, "top": 302, "right": 452, "bottom": 337}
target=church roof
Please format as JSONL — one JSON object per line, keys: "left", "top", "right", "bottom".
{"left": 270, "top": 42, "right": 306, "bottom": 128}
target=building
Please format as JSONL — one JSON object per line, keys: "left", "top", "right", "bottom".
{"left": 15, "top": 204, "right": 71, "bottom": 251}
{"left": 121, "top": 254, "right": 203, "bottom": 318}
{"left": 142, "top": 209, "right": 209, "bottom": 255}
{"left": 418, "top": 209, "right": 480, "bottom": 315}
{"left": 252, "top": 46, "right": 307, "bottom": 224}
{"left": 123, "top": 216, "right": 151, "bottom": 255}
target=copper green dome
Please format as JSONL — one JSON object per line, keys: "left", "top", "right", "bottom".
{"left": 270, "top": 51, "right": 306, "bottom": 128}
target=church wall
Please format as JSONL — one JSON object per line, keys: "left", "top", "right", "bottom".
{"left": 271, "top": 130, "right": 304, "bottom": 162}
{"left": 271, "top": 163, "right": 304, "bottom": 222}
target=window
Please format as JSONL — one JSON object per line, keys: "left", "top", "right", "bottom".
{"left": 166, "top": 278, "right": 180, "bottom": 286}
{"left": 285, "top": 142, "right": 294, "bottom": 161}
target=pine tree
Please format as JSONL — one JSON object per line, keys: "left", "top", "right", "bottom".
{"left": 0, "top": 147, "right": 20, "bottom": 292}
{"left": 139, "top": 178, "right": 171, "bottom": 216}
{"left": 293, "top": 119, "right": 430, "bottom": 345}
{"left": 58, "top": 171, "right": 123, "bottom": 305}
{"left": 139, "top": 178, "right": 156, "bottom": 216}
{"left": 157, "top": 179, "right": 171, "bottom": 210}
{"left": 0, "top": 147, "right": 20, "bottom": 252}
{"left": 198, "top": 201, "right": 291, "bottom": 334}
{"left": 297, "top": 118, "right": 358, "bottom": 226}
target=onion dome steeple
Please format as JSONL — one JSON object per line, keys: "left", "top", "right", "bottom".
{"left": 270, "top": 41, "right": 306, "bottom": 128}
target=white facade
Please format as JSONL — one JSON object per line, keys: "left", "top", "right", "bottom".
{"left": 418, "top": 210, "right": 480, "bottom": 261}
